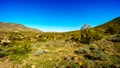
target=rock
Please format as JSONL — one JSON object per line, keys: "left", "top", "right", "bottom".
{"left": 34, "top": 50, "right": 46, "bottom": 56}
{"left": 63, "top": 55, "right": 75, "bottom": 60}
{"left": 31, "top": 64, "right": 35, "bottom": 68}
{"left": 67, "top": 55, "right": 74, "bottom": 60}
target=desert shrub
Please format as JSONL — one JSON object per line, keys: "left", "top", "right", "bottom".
{"left": 80, "top": 24, "right": 103, "bottom": 44}
{"left": 57, "top": 60, "right": 69, "bottom": 67}
{"left": 70, "top": 33, "right": 81, "bottom": 43}
{"left": 2, "top": 42, "right": 9, "bottom": 46}
{"left": 37, "top": 35, "right": 47, "bottom": 42}
{"left": 0, "top": 47, "right": 2, "bottom": 51}
{"left": 114, "top": 43, "right": 120, "bottom": 52}
{"left": 9, "top": 43, "right": 32, "bottom": 55}
{"left": 116, "top": 34, "right": 120, "bottom": 37}
{"left": 84, "top": 54, "right": 98, "bottom": 60}
{"left": 69, "top": 61, "right": 80, "bottom": 68}
{"left": 113, "top": 34, "right": 120, "bottom": 42}
{"left": 25, "top": 64, "right": 31, "bottom": 68}
{"left": 57, "top": 59, "right": 80, "bottom": 68}
{"left": 105, "top": 25, "right": 119, "bottom": 34}
{"left": 89, "top": 45, "right": 97, "bottom": 50}
{"left": 74, "top": 48, "right": 87, "bottom": 54}
{"left": 0, "top": 51, "right": 8, "bottom": 58}
{"left": 109, "top": 54, "right": 120, "bottom": 67}
{"left": 70, "top": 37, "right": 80, "bottom": 43}
{"left": 9, "top": 33, "right": 24, "bottom": 42}
{"left": 105, "top": 26, "right": 116, "bottom": 34}
{"left": 89, "top": 44, "right": 99, "bottom": 51}
{"left": 84, "top": 50, "right": 108, "bottom": 60}
{"left": 92, "top": 50, "right": 108, "bottom": 60}
{"left": 23, "top": 43, "right": 32, "bottom": 52}
{"left": 107, "top": 34, "right": 120, "bottom": 42}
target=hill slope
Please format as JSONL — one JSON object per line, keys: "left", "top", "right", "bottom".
{"left": 0, "top": 22, "right": 41, "bottom": 32}
{"left": 68, "top": 17, "right": 120, "bottom": 34}
{"left": 95, "top": 17, "right": 120, "bottom": 34}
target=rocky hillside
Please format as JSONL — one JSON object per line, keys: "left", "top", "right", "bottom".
{"left": 0, "top": 22, "right": 41, "bottom": 32}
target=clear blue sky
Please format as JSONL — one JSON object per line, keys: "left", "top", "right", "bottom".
{"left": 0, "top": 0, "right": 120, "bottom": 32}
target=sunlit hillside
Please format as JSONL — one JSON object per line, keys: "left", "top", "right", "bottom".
{"left": 0, "top": 17, "right": 120, "bottom": 68}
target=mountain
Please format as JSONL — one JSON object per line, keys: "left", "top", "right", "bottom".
{"left": 0, "top": 22, "right": 41, "bottom": 32}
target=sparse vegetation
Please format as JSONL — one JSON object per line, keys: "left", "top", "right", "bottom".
{"left": 80, "top": 24, "right": 103, "bottom": 44}
{"left": 0, "top": 17, "right": 120, "bottom": 68}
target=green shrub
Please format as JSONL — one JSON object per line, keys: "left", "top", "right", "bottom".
{"left": 69, "top": 62, "right": 80, "bottom": 68}
{"left": 92, "top": 50, "right": 108, "bottom": 60}
{"left": 80, "top": 24, "right": 103, "bottom": 44}
{"left": 9, "top": 43, "right": 32, "bottom": 55}
{"left": 84, "top": 50, "right": 108, "bottom": 60}
{"left": 0, "top": 51, "right": 8, "bottom": 58}
{"left": 74, "top": 48, "right": 87, "bottom": 54}
{"left": 107, "top": 34, "right": 120, "bottom": 42}
{"left": 105, "top": 25, "right": 119, "bottom": 34}
{"left": 89, "top": 44, "right": 99, "bottom": 51}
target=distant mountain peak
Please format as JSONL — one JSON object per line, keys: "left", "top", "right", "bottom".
{"left": 0, "top": 22, "right": 41, "bottom": 32}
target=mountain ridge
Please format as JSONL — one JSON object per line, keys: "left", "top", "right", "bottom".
{"left": 95, "top": 16, "right": 120, "bottom": 34}
{"left": 0, "top": 22, "right": 41, "bottom": 32}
